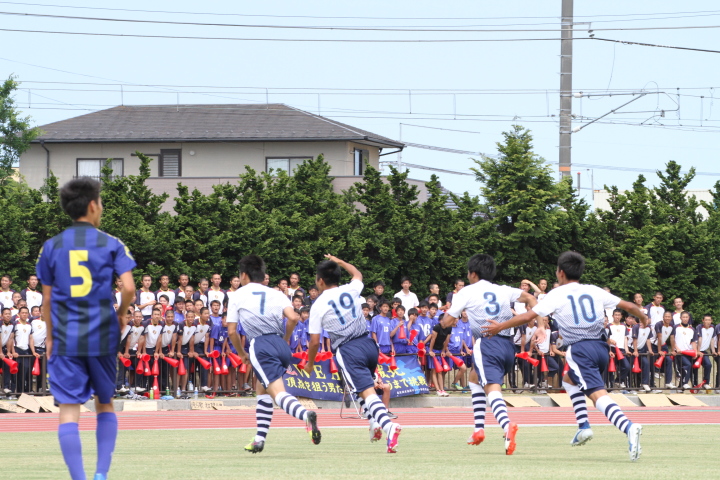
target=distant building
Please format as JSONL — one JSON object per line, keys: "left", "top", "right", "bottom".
{"left": 19, "top": 104, "right": 431, "bottom": 208}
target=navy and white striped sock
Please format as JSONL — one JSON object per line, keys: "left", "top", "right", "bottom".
{"left": 469, "top": 382, "right": 486, "bottom": 431}
{"left": 563, "top": 381, "right": 590, "bottom": 428}
{"left": 275, "top": 391, "right": 308, "bottom": 422}
{"left": 595, "top": 395, "right": 631, "bottom": 435}
{"left": 365, "top": 394, "right": 392, "bottom": 434}
{"left": 488, "top": 391, "right": 510, "bottom": 433}
{"left": 255, "top": 394, "right": 274, "bottom": 441}
{"left": 358, "top": 398, "right": 378, "bottom": 428}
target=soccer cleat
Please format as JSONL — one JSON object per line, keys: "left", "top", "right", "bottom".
{"left": 387, "top": 423, "right": 402, "bottom": 453}
{"left": 452, "top": 382, "right": 462, "bottom": 391}
{"left": 306, "top": 411, "right": 322, "bottom": 445}
{"left": 93, "top": 474, "right": 107, "bottom": 480}
{"left": 504, "top": 423, "right": 519, "bottom": 455}
{"left": 571, "top": 428, "right": 594, "bottom": 447}
{"left": 370, "top": 426, "right": 383, "bottom": 443}
{"left": 627, "top": 424, "right": 642, "bottom": 462}
{"left": 244, "top": 438, "right": 265, "bottom": 454}
{"left": 387, "top": 411, "right": 398, "bottom": 419}
{"left": 467, "top": 429, "right": 485, "bottom": 445}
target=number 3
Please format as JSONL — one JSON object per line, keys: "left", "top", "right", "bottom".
{"left": 69, "top": 250, "right": 92, "bottom": 297}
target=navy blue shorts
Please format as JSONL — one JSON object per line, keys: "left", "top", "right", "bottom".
{"left": 336, "top": 336, "right": 379, "bottom": 394}
{"left": 566, "top": 339, "right": 610, "bottom": 395}
{"left": 47, "top": 354, "right": 117, "bottom": 405}
{"left": 473, "top": 335, "right": 515, "bottom": 387}
{"left": 249, "top": 334, "right": 291, "bottom": 388}
{"left": 426, "top": 350, "right": 443, "bottom": 369}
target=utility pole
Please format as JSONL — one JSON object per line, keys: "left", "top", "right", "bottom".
{"left": 559, "top": 0, "right": 573, "bottom": 178}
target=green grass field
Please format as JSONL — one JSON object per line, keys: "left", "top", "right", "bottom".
{"left": 4, "top": 425, "right": 719, "bottom": 479}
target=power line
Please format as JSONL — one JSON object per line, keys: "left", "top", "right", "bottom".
{"left": 3, "top": 1, "right": 720, "bottom": 22}
{"left": 5, "top": 11, "right": 720, "bottom": 33}
{"left": 0, "top": 27, "right": 569, "bottom": 42}
{"left": 592, "top": 37, "right": 720, "bottom": 54}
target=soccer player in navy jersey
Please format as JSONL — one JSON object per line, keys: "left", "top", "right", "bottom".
{"left": 306, "top": 255, "right": 401, "bottom": 453}
{"left": 36, "top": 177, "right": 136, "bottom": 480}
{"left": 486, "top": 252, "right": 647, "bottom": 461}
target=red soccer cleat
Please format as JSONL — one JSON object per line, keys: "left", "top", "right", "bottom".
{"left": 467, "top": 429, "right": 485, "bottom": 445}
{"left": 504, "top": 423, "right": 519, "bottom": 455}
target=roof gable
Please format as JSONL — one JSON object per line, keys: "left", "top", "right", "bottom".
{"left": 34, "top": 103, "right": 403, "bottom": 148}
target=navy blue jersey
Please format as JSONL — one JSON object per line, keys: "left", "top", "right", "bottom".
{"left": 36, "top": 222, "right": 136, "bottom": 356}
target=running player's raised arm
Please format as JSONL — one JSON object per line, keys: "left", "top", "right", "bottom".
{"left": 440, "top": 285, "right": 470, "bottom": 329}
{"left": 616, "top": 300, "right": 649, "bottom": 325}
{"left": 324, "top": 254, "right": 362, "bottom": 283}
{"left": 481, "top": 290, "right": 540, "bottom": 337}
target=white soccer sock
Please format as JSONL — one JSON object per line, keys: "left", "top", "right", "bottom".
{"left": 358, "top": 398, "right": 378, "bottom": 428}
{"left": 469, "top": 382, "right": 486, "bottom": 432}
{"left": 563, "top": 381, "right": 589, "bottom": 427}
{"left": 487, "top": 390, "right": 510, "bottom": 433}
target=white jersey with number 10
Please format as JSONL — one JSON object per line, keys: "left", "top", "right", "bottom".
{"left": 533, "top": 283, "right": 621, "bottom": 347}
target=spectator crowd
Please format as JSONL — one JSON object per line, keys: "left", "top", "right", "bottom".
{"left": 2, "top": 272, "right": 719, "bottom": 400}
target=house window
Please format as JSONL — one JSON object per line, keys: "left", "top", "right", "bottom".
{"left": 76, "top": 158, "right": 123, "bottom": 179}
{"left": 353, "top": 148, "right": 369, "bottom": 176}
{"left": 159, "top": 149, "right": 182, "bottom": 177}
{"left": 266, "top": 157, "right": 311, "bottom": 176}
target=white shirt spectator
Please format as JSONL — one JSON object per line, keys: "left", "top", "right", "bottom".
{"left": 393, "top": 289, "right": 419, "bottom": 318}
{"left": 14, "top": 323, "right": 31, "bottom": 350}
{"left": 144, "top": 324, "right": 163, "bottom": 349}
{"left": 30, "top": 319, "right": 46, "bottom": 348}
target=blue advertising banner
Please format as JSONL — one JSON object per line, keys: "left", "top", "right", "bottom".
{"left": 283, "top": 354, "right": 429, "bottom": 401}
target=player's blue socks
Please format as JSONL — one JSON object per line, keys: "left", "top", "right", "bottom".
{"left": 563, "top": 381, "right": 590, "bottom": 428}
{"left": 275, "top": 392, "right": 308, "bottom": 422}
{"left": 59, "top": 422, "right": 86, "bottom": 480}
{"left": 364, "top": 394, "right": 393, "bottom": 434}
{"left": 595, "top": 395, "right": 631, "bottom": 435}
{"left": 95, "top": 412, "right": 117, "bottom": 477}
{"left": 488, "top": 391, "right": 510, "bottom": 433}
{"left": 469, "top": 382, "right": 486, "bottom": 431}
{"left": 255, "top": 394, "right": 274, "bottom": 441}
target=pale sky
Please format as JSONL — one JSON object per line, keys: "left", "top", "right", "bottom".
{"left": 3, "top": 1, "right": 720, "bottom": 203}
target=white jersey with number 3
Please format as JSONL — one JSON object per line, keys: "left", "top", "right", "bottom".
{"left": 309, "top": 279, "right": 367, "bottom": 351}
{"left": 533, "top": 283, "right": 621, "bottom": 346}
{"left": 226, "top": 284, "right": 290, "bottom": 343}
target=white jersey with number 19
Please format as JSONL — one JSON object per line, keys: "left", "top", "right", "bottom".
{"left": 308, "top": 279, "right": 368, "bottom": 351}
{"left": 533, "top": 283, "right": 621, "bottom": 347}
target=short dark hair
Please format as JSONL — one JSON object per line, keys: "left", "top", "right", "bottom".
{"left": 428, "top": 282, "right": 438, "bottom": 289}
{"left": 299, "top": 307, "right": 310, "bottom": 314}
{"left": 238, "top": 255, "right": 266, "bottom": 283}
{"left": 467, "top": 254, "right": 497, "bottom": 281}
{"left": 309, "top": 284, "right": 319, "bottom": 292}
{"left": 210, "top": 299, "right": 221, "bottom": 306}
{"left": 1, "top": 307, "right": 9, "bottom": 314}
{"left": 200, "top": 307, "right": 209, "bottom": 315}
{"left": 60, "top": 177, "right": 101, "bottom": 220}
{"left": 158, "top": 294, "right": 169, "bottom": 302}
{"left": 152, "top": 306, "right": 162, "bottom": 313}
{"left": 31, "top": 306, "right": 40, "bottom": 312}
{"left": 703, "top": 314, "right": 713, "bottom": 319}
{"left": 454, "top": 278, "right": 464, "bottom": 286}
{"left": 428, "top": 303, "right": 438, "bottom": 310}
{"left": 18, "top": 306, "right": 29, "bottom": 313}
{"left": 392, "top": 297, "right": 402, "bottom": 304}
{"left": 612, "top": 308, "right": 622, "bottom": 315}
{"left": 142, "top": 274, "right": 152, "bottom": 280}
{"left": 316, "top": 260, "right": 341, "bottom": 287}
{"left": 378, "top": 300, "right": 391, "bottom": 309}
{"left": 407, "top": 308, "right": 418, "bottom": 317}
{"left": 400, "top": 276, "right": 411, "bottom": 284}
{"left": 373, "top": 280, "right": 385, "bottom": 288}
{"left": 418, "top": 300, "right": 429, "bottom": 308}
{"left": 395, "top": 305, "right": 406, "bottom": 313}
{"left": 366, "top": 294, "right": 379, "bottom": 303}
{"left": 557, "top": 251, "right": 585, "bottom": 281}
{"left": 427, "top": 293, "right": 439, "bottom": 301}
{"left": 361, "top": 303, "right": 370, "bottom": 309}
{"left": 159, "top": 274, "right": 169, "bottom": 281}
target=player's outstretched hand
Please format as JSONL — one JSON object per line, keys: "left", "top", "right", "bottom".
{"left": 480, "top": 319, "right": 504, "bottom": 337}
{"left": 532, "top": 327, "right": 547, "bottom": 346}
{"left": 324, "top": 254, "right": 342, "bottom": 264}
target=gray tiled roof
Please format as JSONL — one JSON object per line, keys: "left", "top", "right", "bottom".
{"left": 33, "top": 103, "right": 404, "bottom": 148}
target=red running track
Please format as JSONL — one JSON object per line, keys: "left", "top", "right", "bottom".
{"left": 2, "top": 407, "right": 720, "bottom": 433}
